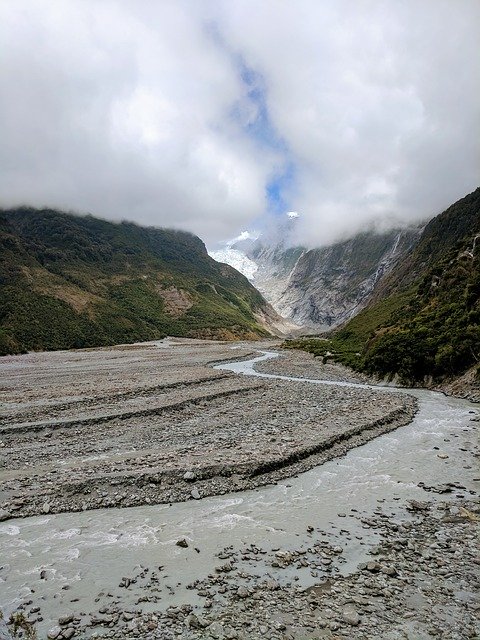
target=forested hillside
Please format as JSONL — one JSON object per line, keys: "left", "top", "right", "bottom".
{"left": 0, "top": 208, "right": 274, "bottom": 355}
{"left": 285, "top": 188, "right": 480, "bottom": 384}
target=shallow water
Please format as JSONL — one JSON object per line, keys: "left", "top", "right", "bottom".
{"left": 0, "top": 350, "right": 477, "bottom": 634}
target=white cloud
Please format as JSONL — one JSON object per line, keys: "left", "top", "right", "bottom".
{"left": 214, "top": 0, "right": 480, "bottom": 245}
{"left": 0, "top": 0, "right": 478, "bottom": 246}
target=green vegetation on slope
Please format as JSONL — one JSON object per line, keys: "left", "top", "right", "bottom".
{"left": 284, "top": 188, "right": 480, "bottom": 384}
{"left": 0, "top": 208, "right": 271, "bottom": 355}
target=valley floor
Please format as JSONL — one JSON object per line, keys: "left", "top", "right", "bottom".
{"left": 0, "top": 339, "right": 478, "bottom": 639}
{"left": 0, "top": 339, "right": 415, "bottom": 520}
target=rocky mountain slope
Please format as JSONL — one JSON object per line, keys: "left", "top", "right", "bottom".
{"left": 286, "top": 187, "right": 480, "bottom": 387}
{"left": 268, "top": 228, "right": 422, "bottom": 329}
{"left": 211, "top": 216, "right": 421, "bottom": 331}
{"left": 0, "top": 208, "right": 283, "bottom": 355}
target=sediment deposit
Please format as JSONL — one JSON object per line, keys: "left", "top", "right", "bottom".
{"left": 0, "top": 339, "right": 416, "bottom": 519}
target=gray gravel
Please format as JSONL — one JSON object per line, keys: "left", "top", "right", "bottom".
{"left": 1, "top": 339, "right": 478, "bottom": 640}
{"left": 253, "top": 349, "right": 374, "bottom": 384}
{"left": 0, "top": 339, "right": 416, "bottom": 520}
{"left": 7, "top": 499, "right": 478, "bottom": 639}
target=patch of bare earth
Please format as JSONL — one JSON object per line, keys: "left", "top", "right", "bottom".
{"left": 156, "top": 285, "right": 194, "bottom": 317}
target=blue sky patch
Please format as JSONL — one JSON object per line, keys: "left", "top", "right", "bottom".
{"left": 205, "top": 22, "right": 296, "bottom": 218}
{"left": 232, "top": 58, "right": 295, "bottom": 215}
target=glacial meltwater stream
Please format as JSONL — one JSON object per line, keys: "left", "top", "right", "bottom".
{"left": 0, "top": 350, "right": 478, "bottom": 635}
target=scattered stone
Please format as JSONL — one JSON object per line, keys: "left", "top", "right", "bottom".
{"left": 186, "top": 613, "right": 206, "bottom": 630}
{"left": 236, "top": 586, "right": 249, "bottom": 599}
{"left": 216, "top": 561, "right": 233, "bottom": 573}
{"left": 0, "top": 341, "right": 418, "bottom": 520}
{"left": 0, "top": 509, "right": 10, "bottom": 522}
{"left": 2, "top": 343, "right": 478, "bottom": 640}
{"left": 265, "top": 578, "right": 280, "bottom": 590}
{"left": 407, "top": 500, "right": 430, "bottom": 512}
{"left": 342, "top": 604, "right": 360, "bottom": 626}
{"left": 176, "top": 538, "right": 189, "bottom": 548}
{"left": 208, "top": 621, "right": 224, "bottom": 638}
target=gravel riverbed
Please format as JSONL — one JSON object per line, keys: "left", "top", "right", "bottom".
{"left": 252, "top": 349, "right": 372, "bottom": 384}
{"left": 1, "top": 339, "right": 478, "bottom": 640}
{"left": 0, "top": 340, "right": 416, "bottom": 520}
{"left": 25, "top": 499, "right": 477, "bottom": 640}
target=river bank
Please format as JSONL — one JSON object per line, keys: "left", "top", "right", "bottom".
{"left": 24, "top": 498, "right": 477, "bottom": 640}
{"left": 260, "top": 347, "right": 480, "bottom": 404}
{"left": 434, "top": 365, "right": 480, "bottom": 404}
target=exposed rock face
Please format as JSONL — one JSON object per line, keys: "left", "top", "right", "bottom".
{"left": 223, "top": 226, "right": 422, "bottom": 330}
{"left": 248, "top": 242, "right": 306, "bottom": 319}
{"left": 270, "top": 228, "right": 422, "bottom": 329}
{"left": 434, "top": 366, "right": 480, "bottom": 403}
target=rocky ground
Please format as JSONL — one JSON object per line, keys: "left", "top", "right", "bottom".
{"left": 1, "top": 339, "right": 478, "bottom": 640}
{"left": 0, "top": 339, "right": 416, "bottom": 520}
{"left": 260, "top": 345, "right": 480, "bottom": 404}
{"left": 7, "top": 498, "right": 479, "bottom": 640}
{"left": 434, "top": 366, "right": 480, "bottom": 404}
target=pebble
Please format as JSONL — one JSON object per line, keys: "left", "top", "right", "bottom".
{"left": 236, "top": 586, "right": 249, "bottom": 599}
{"left": 176, "top": 538, "right": 189, "bottom": 548}
{"left": 0, "top": 508, "right": 10, "bottom": 522}
{"left": 208, "top": 621, "right": 224, "bottom": 638}
{"left": 341, "top": 604, "right": 360, "bottom": 626}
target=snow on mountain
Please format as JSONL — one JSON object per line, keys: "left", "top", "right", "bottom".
{"left": 209, "top": 213, "right": 422, "bottom": 332}
{"left": 209, "top": 230, "right": 259, "bottom": 281}
{"left": 209, "top": 246, "right": 258, "bottom": 280}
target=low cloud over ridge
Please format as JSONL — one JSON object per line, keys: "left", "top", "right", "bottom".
{"left": 1, "top": 0, "right": 479, "bottom": 246}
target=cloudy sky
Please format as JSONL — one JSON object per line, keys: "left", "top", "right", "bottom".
{"left": 1, "top": 1, "right": 479, "bottom": 247}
